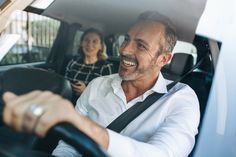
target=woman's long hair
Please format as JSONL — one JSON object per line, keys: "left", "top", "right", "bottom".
{"left": 78, "top": 28, "right": 107, "bottom": 60}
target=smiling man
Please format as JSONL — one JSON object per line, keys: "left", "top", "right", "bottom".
{"left": 3, "top": 12, "right": 200, "bottom": 157}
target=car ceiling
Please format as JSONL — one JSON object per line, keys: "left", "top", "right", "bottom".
{"left": 42, "top": 0, "right": 207, "bottom": 42}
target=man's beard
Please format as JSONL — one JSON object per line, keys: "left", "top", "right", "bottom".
{"left": 119, "top": 59, "right": 156, "bottom": 81}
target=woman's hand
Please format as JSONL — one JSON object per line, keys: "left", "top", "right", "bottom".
{"left": 71, "top": 81, "right": 86, "bottom": 95}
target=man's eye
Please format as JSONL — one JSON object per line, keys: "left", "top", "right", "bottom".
{"left": 137, "top": 43, "right": 146, "bottom": 49}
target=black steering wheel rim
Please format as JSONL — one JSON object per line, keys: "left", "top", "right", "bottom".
{"left": 48, "top": 123, "right": 108, "bottom": 157}
{"left": 0, "top": 121, "right": 108, "bottom": 157}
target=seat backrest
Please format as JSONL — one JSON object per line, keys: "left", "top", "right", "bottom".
{"left": 107, "top": 56, "right": 120, "bottom": 73}
{"left": 169, "top": 53, "right": 194, "bottom": 76}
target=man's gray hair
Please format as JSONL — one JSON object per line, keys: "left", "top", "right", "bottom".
{"left": 138, "top": 11, "right": 178, "bottom": 54}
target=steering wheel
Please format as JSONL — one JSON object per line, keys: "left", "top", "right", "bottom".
{"left": 0, "top": 67, "right": 108, "bottom": 156}
{"left": 0, "top": 115, "right": 108, "bottom": 157}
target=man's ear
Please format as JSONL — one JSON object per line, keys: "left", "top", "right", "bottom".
{"left": 157, "top": 52, "right": 172, "bottom": 67}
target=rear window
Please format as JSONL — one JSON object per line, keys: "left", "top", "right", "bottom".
{"left": 0, "top": 10, "right": 60, "bottom": 65}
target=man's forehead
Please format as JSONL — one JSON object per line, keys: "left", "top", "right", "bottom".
{"left": 130, "top": 21, "right": 164, "bottom": 32}
{"left": 127, "top": 21, "right": 164, "bottom": 42}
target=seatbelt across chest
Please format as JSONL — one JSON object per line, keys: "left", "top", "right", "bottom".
{"left": 106, "top": 81, "right": 177, "bottom": 133}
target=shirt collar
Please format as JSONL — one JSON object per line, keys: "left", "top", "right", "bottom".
{"left": 111, "top": 74, "right": 123, "bottom": 94}
{"left": 151, "top": 72, "right": 168, "bottom": 94}
{"left": 111, "top": 73, "right": 168, "bottom": 94}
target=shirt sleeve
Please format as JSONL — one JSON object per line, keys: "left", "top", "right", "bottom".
{"left": 52, "top": 140, "right": 82, "bottom": 157}
{"left": 107, "top": 129, "right": 167, "bottom": 157}
{"left": 107, "top": 118, "right": 195, "bottom": 157}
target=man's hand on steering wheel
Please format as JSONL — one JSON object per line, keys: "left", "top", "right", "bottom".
{"left": 2, "top": 91, "right": 109, "bottom": 149}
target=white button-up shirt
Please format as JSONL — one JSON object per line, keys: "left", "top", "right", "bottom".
{"left": 53, "top": 73, "right": 200, "bottom": 157}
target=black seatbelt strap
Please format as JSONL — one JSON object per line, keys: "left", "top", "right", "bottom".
{"left": 106, "top": 82, "right": 176, "bottom": 133}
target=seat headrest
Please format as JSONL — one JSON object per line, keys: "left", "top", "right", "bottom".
{"left": 169, "top": 53, "right": 194, "bottom": 76}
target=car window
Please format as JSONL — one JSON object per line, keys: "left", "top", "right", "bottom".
{"left": 0, "top": 10, "right": 60, "bottom": 65}
{"left": 70, "top": 30, "right": 83, "bottom": 56}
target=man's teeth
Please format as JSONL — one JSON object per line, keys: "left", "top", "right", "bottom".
{"left": 123, "top": 60, "right": 136, "bottom": 66}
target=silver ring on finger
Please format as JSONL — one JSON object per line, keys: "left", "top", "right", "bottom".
{"left": 22, "top": 104, "right": 44, "bottom": 132}
{"left": 30, "top": 104, "right": 44, "bottom": 117}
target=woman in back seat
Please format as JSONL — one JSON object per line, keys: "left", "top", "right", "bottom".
{"left": 65, "top": 28, "right": 113, "bottom": 104}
